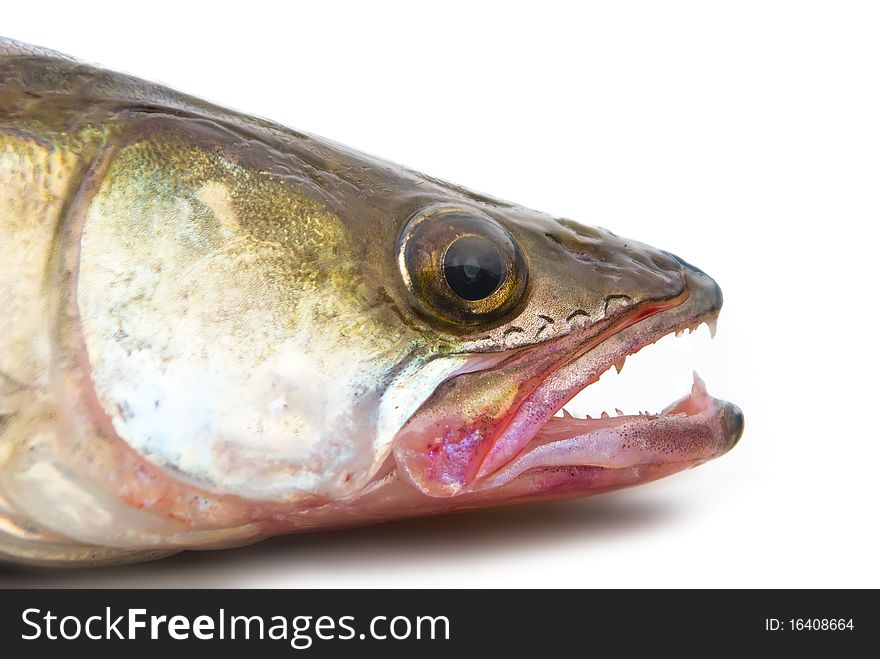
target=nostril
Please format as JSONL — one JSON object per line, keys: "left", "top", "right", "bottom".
{"left": 650, "top": 252, "right": 679, "bottom": 272}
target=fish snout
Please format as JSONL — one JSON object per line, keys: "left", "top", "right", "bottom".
{"left": 719, "top": 401, "right": 745, "bottom": 451}
{"left": 664, "top": 251, "right": 724, "bottom": 318}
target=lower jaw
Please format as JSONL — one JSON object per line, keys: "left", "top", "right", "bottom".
{"left": 470, "top": 373, "right": 743, "bottom": 493}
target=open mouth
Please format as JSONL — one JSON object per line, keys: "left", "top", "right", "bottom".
{"left": 394, "top": 264, "right": 744, "bottom": 498}
{"left": 473, "top": 329, "right": 743, "bottom": 492}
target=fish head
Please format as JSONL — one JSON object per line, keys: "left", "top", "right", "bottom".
{"left": 385, "top": 198, "right": 744, "bottom": 502}
{"left": 61, "top": 118, "right": 741, "bottom": 526}
{"left": 0, "top": 39, "right": 744, "bottom": 562}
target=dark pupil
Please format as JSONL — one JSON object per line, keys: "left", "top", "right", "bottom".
{"left": 443, "top": 236, "right": 506, "bottom": 301}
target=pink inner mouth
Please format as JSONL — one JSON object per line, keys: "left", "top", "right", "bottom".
{"left": 473, "top": 373, "right": 729, "bottom": 491}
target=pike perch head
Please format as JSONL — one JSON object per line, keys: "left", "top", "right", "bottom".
{"left": 0, "top": 37, "right": 743, "bottom": 563}
{"left": 386, "top": 202, "right": 744, "bottom": 502}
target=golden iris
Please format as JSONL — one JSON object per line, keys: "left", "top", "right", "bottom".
{"left": 397, "top": 205, "right": 528, "bottom": 326}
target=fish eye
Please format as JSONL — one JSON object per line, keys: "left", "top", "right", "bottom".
{"left": 397, "top": 205, "right": 528, "bottom": 326}
{"left": 443, "top": 236, "right": 506, "bottom": 301}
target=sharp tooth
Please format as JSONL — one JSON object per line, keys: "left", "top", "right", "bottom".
{"left": 704, "top": 315, "right": 718, "bottom": 338}
{"left": 692, "top": 370, "right": 709, "bottom": 396}
{"left": 585, "top": 414, "right": 593, "bottom": 420}
{"left": 613, "top": 356, "right": 627, "bottom": 374}
{"left": 675, "top": 329, "right": 685, "bottom": 337}
{"left": 615, "top": 408, "right": 625, "bottom": 416}
{"left": 601, "top": 411, "right": 609, "bottom": 419}
{"left": 561, "top": 408, "right": 573, "bottom": 418}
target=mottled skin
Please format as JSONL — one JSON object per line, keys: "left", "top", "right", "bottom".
{"left": 0, "top": 38, "right": 742, "bottom": 566}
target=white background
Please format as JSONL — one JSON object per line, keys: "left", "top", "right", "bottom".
{"left": 2, "top": 1, "right": 878, "bottom": 588}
